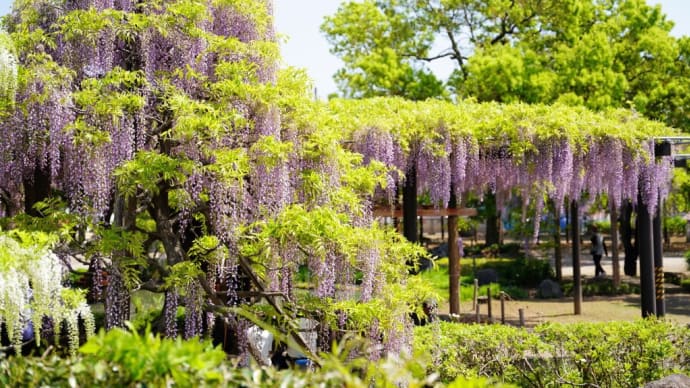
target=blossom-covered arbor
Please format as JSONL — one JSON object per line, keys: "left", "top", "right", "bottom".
{"left": 318, "top": 98, "right": 677, "bottom": 315}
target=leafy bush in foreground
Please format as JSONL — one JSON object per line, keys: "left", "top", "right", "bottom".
{"left": 414, "top": 319, "right": 690, "bottom": 387}
{"left": 0, "top": 327, "right": 505, "bottom": 387}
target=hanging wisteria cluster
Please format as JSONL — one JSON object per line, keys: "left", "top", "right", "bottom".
{"left": 0, "top": 232, "right": 95, "bottom": 355}
{"left": 332, "top": 99, "right": 676, "bottom": 241}
{"left": 0, "top": 33, "right": 17, "bottom": 104}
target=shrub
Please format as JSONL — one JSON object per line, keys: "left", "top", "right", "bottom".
{"left": 482, "top": 257, "right": 554, "bottom": 288}
{"left": 0, "top": 326, "right": 229, "bottom": 387}
{"left": 413, "top": 319, "right": 690, "bottom": 386}
{"left": 664, "top": 216, "right": 686, "bottom": 236}
{"left": 0, "top": 326, "right": 506, "bottom": 387}
{"left": 681, "top": 278, "right": 690, "bottom": 293}
{"left": 591, "top": 219, "right": 611, "bottom": 234}
{"left": 562, "top": 278, "right": 639, "bottom": 297}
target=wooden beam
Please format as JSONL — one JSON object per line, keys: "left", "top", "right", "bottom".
{"left": 372, "top": 207, "right": 478, "bottom": 217}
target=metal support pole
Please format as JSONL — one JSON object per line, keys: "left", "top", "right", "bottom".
{"left": 571, "top": 200, "right": 582, "bottom": 315}
{"left": 653, "top": 200, "right": 665, "bottom": 316}
{"left": 610, "top": 201, "right": 621, "bottom": 287}
{"left": 638, "top": 196, "right": 657, "bottom": 318}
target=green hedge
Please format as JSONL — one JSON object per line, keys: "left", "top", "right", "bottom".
{"left": 0, "top": 326, "right": 506, "bottom": 387}
{"left": 414, "top": 320, "right": 690, "bottom": 387}
{"left": 4, "top": 320, "right": 688, "bottom": 387}
{"left": 664, "top": 216, "right": 686, "bottom": 236}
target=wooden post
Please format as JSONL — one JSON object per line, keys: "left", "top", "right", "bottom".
{"left": 472, "top": 278, "right": 479, "bottom": 310}
{"left": 475, "top": 303, "right": 480, "bottom": 323}
{"left": 487, "top": 288, "right": 492, "bottom": 320}
{"left": 638, "top": 195, "right": 657, "bottom": 318}
{"left": 571, "top": 200, "right": 582, "bottom": 315}
{"left": 519, "top": 308, "right": 525, "bottom": 327}
{"left": 500, "top": 292, "right": 505, "bottom": 324}
{"left": 441, "top": 216, "right": 445, "bottom": 241}
{"left": 448, "top": 192, "right": 461, "bottom": 315}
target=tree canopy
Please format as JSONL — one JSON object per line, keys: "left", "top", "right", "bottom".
{"left": 322, "top": 0, "right": 690, "bottom": 129}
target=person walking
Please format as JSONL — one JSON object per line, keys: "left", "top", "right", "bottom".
{"left": 590, "top": 226, "right": 608, "bottom": 277}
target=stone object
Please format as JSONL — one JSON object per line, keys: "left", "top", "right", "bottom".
{"left": 537, "top": 279, "right": 563, "bottom": 299}
{"left": 475, "top": 268, "right": 499, "bottom": 286}
{"left": 644, "top": 374, "right": 690, "bottom": 388}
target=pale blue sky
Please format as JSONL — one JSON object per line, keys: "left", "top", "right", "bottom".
{"left": 1, "top": 0, "right": 688, "bottom": 98}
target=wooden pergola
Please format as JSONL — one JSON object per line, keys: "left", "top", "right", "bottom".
{"left": 331, "top": 98, "right": 685, "bottom": 318}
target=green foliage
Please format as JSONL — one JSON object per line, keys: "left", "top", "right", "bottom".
{"left": 664, "top": 215, "right": 686, "bottom": 236}
{"left": 681, "top": 278, "right": 690, "bottom": 292}
{"left": 416, "top": 259, "right": 500, "bottom": 302}
{"left": 685, "top": 250, "right": 690, "bottom": 271}
{"left": 457, "top": 217, "right": 478, "bottom": 236}
{"left": 250, "top": 135, "right": 293, "bottom": 169}
{"left": 0, "top": 327, "right": 514, "bottom": 387}
{"left": 590, "top": 219, "right": 612, "bottom": 234}
{"left": 76, "top": 325, "right": 227, "bottom": 385}
{"left": 114, "top": 151, "right": 195, "bottom": 199}
{"left": 322, "top": 0, "right": 688, "bottom": 129}
{"left": 562, "top": 278, "right": 639, "bottom": 297}
{"left": 0, "top": 31, "right": 17, "bottom": 108}
{"left": 165, "top": 261, "right": 204, "bottom": 292}
{"left": 188, "top": 235, "right": 226, "bottom": 264}
{"left": 321, "top": 98, "right": 673, "bottom": 164}
{"left": 469, "top": 257, "right": 554, "bottom": 289}
{"left": 90, "top": 227, "right": 147, "bottom": 290}
{"left": 321, "top": 0, "right": 445, "bottom": 100}
{"left": 414, "top": 319, "right": 690, "bottom": 386}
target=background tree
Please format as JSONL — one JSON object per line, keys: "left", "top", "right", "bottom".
{"left": 323, "top": 0, "right": 687, "bottom": 128}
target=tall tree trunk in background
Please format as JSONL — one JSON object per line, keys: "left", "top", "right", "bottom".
{"left": 485, "top": 191, "right": 500, "bottom": 246}
{"left": 448, "top": 192, "right": 460, "bottom": 315}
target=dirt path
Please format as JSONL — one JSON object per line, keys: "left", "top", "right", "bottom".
{"left": 440, "top": 292, "right": 690, "bottom": 328}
